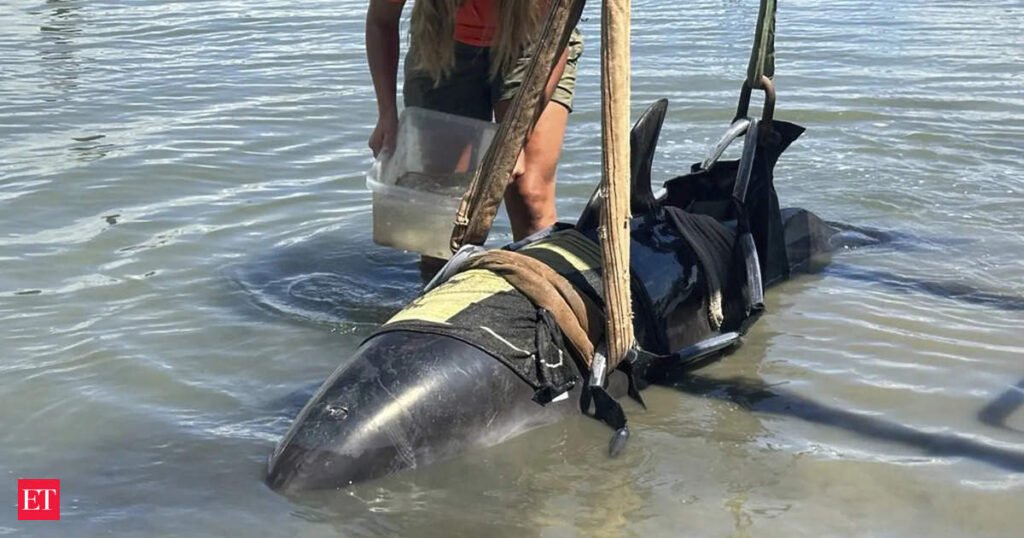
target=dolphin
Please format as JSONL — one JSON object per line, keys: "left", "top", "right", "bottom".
{"left": 265, "top": 100, "right": 859, "bottom": 492}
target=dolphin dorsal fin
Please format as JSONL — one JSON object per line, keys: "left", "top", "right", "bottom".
{"left": 576, "top": 99, "right": 669, "bottom": 231}
{"left": 629, "top": 98, "right": 668, "bottom": 215}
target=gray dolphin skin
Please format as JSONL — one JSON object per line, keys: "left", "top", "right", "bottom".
{"left": 265, "top": 330, "right": 632, "bottom": 491}
{"left": 265, "top": 101, "right": 854, "bottom": 492}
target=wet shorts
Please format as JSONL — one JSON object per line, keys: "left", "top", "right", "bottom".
{"left": 403, "top": 28, "right": 584, "bottom": 122}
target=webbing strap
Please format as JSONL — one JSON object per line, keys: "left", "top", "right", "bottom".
{"left": 736, "top": 0, "right": 778, "bottom": 124}
{"left": 460, "top": 249, "right": 603, "bottom": 366}
{"left": 745, "top": 0, "right": 776, "bottom": 89}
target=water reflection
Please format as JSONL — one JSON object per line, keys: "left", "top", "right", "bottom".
{"left": 36, "top": 0, "right": 82, "bottom": 96}
{"left": 70, "top": 134, "right": 117, "bottom": 162}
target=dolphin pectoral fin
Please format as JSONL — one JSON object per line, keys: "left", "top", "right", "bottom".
{"left": 577, "top": 99, "right": 670, "bottom": 231}
{"left": 630, "top": 332, "right": 745, "bottom": 386}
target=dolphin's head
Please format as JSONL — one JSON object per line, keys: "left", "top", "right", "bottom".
{"left": 266, "top": 331, "right": 569, "bottom": 491}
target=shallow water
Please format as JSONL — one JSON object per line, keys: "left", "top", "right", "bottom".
{"left": 2, "top": 0, "right": 1022, "bottom": 536}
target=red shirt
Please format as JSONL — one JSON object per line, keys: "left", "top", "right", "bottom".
{"left": 390, "top": 0, "right": 497, "bottom": 47}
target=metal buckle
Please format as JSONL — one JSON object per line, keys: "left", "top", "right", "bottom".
{"left": 735, "top": 75, "right": 776, "bottom": 128}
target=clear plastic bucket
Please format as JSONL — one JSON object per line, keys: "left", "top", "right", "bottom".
{"left": 367, "top": 107, "right": 497, "bottom": 259}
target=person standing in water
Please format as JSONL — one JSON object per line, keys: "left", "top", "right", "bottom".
{"left": 366, "top": 0, "right": 583, "bottom": 243}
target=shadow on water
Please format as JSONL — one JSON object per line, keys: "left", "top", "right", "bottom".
{"left": 665, "top": 373, "right": 1024, "bottom": 473}
{"left": 979, "top": 378, "right": 1024, "bottom": 434}
{"left": 225, "top": 233, "right": 424, "bottom": 330}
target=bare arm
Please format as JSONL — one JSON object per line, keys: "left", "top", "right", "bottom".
{"left": 366, "top": 0, "right": 405, "bottom": 155}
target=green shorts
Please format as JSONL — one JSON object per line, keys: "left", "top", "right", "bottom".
{"left": 403, "top": 28, "right": 584, "bottom": 122}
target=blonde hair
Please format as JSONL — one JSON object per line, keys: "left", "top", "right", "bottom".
{"left": 410, "top": 0, "right": 544, "bottom": 83}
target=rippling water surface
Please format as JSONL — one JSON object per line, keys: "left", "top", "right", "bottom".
{"left": 2, "top": 0, "right": 1022, "bottom": 536}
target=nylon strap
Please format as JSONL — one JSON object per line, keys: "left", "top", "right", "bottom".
{"left": 460, "top": 249, "right": 604, "bottom": 365}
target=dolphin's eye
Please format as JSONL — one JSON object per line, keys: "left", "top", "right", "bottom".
{"left": 323, "top": 404, "right": 349, "bottom": 420}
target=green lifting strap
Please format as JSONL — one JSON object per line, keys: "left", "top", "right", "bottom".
{"left": 736, "top": 0, "right": 777, "bottom": 123}
{"left": 745, "top": 0, "right": 776, "bottom": 89}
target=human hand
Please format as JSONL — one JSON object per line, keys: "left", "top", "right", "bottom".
{"left": 369, "top": 113, "right": 398, "bottom": 157}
